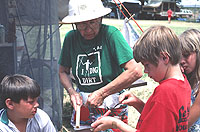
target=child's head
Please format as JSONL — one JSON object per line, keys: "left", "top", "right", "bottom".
{"left": 133, "top": 25, "right": 181, "bottom": 66}
{"left": 179, "top": 29, "right": 200, "bottom": 89}
{"left": 0, "top": 74, "right": 40, "bottom": 109}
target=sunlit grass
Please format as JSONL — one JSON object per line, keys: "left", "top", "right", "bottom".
{"left": 60, "top": 18, "right": 200, "bottom": 44}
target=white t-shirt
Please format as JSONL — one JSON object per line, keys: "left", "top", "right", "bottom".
{"left": 0, "top": 108, "right": 57, "bottom": 132}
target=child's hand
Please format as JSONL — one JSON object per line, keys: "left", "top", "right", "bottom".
{"left": 119, "top": 91, "right": 144, "bottom": 113}
{"left": 119, "top": 91, "right": 139, "bottom": 106}
{"left": 91, "top": 116, "right": 119, "bottom": 132}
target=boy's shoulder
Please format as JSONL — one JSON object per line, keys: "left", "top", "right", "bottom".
{"left": 0, "top": 108, "right": 55, "bottom": 131}
{"left": 33, "top": 108, "right": 52, "bottom": 127}
{"left": 0, "top": 108, "right": 8, "bottom": 125}
{"left": 35, "top": 108, "right": 50, "bottom": 118}
{"left": 0, "top": 109, "right": 16, "bottom": 131}
{"left": 156, "top": 77, "right": 191, "bottom": 94}
{"left": 31, "top": 108, "right": 56, "bottom": 131}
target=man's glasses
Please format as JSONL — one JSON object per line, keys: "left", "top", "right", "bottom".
{"left": 76, "top": 19, "right": 100, "bottom": 31}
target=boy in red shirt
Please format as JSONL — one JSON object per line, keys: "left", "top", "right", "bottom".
{"left": 167, "top": 9, "right": 173, "bottom": 23}
{"left": 91, "top": 25, "right": 191, "bottom": 132}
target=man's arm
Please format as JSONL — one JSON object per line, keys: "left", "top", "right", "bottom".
{"left": 86, "top": 59, "right": 143, "bottom": 107}
{"left": 59, "top": 65, "right": 82, "bottom": 111}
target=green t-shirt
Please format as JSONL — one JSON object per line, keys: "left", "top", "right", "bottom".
{"left": 59, "top": 24, "right": 133, "bottom": 92}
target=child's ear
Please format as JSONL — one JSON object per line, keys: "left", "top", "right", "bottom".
{"left": 160, "top": 52, "right": 169, "bottom": 64}
{"left": 5, "top": 98, "right": 15, "bottom": 110}
{"left": 163, "top": 56, "right": 167, "bottom": 61}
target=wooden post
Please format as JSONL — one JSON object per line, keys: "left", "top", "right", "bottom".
{"left": 76, "top": 105, "right": 81, "bottom": 128}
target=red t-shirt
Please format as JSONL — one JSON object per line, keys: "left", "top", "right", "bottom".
{"left": 167, "top": 9, "right": 173, "bottom": 17}
{"left": 136, "top": 75, "right": 191, "bottom": 132}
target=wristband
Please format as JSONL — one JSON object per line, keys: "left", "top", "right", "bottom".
{"left": 67, "top": 87, "right": 73, "bottom": 91}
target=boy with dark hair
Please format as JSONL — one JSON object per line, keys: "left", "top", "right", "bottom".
{"left": 0, "top": 74, "right": 56, "bottom": 132}
{"left": 91, "top": 25, "right": 191, "bottom": 132}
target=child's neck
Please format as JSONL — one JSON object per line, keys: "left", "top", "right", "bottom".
{"left": 7, "top": 110, "right": 28, "bottom": 132}
{"left": 165, "top": 64, "right": 184, "bottom": 81}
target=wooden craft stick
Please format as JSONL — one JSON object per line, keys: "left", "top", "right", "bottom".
{"left": 76, "top": 105, "right": 81, "bottom": 128}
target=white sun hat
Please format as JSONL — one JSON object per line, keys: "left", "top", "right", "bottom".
{"left": 61, "top": 0, "right": 112, "bottom": 24}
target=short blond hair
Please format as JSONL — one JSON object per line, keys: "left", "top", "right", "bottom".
{"left": 133, "top": 25, "right": 181, "bottom": 66}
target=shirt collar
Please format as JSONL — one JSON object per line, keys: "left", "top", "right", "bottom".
{"left": 0, "top": 109, "right": 9, "bottom": 125}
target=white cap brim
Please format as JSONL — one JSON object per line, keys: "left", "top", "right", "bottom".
{"left": 61, "top": 8, "right": 111, "bottom": 24}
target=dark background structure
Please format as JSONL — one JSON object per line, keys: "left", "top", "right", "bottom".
{"left": 0, "top": 0, "right": 66, "bottom": 130}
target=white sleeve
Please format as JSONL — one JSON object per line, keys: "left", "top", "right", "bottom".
{"left": 34, "top": 108, "right": 57, "bottom": 132}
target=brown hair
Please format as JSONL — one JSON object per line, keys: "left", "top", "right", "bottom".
{"left": 133, "top": 25, "right": 181, "bottom": 66}
{"left": 0, "top": 74, "right": 40, "bottom": 108}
